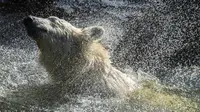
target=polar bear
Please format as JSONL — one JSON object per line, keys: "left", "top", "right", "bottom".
{"left": 23, "top": 15, "right": 138, "bottom": 97}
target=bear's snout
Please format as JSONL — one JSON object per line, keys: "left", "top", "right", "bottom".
{"left": 23, "top": 16, "right": 36, "bottom": 37}
{"left": 23, "top": 16, "right": 44, "bottom": 38}
{"left": 23, "top": 16, "right": 33, "bottom": 27}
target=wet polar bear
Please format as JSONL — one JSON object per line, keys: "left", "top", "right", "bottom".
{"left": 23, "top": 16, "right": 138, "bottom": 97}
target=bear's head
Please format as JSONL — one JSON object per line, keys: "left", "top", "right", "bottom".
{"left": 24, "top": 16, "right": 103, "bottom": 52}
{"left": 23, "top": 16, "right": 110, "bottom": 72}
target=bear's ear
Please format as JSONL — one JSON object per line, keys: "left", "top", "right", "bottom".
{"left": 83, "top": 26, "right": 104, "bottom": 40}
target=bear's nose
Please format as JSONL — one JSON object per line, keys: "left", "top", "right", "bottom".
{"left": 23, "top": 16, "right": 33, "bottom": 26}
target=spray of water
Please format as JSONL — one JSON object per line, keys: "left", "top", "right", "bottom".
{"left": 0, "top": 0, "right": 200, "bottom": 111}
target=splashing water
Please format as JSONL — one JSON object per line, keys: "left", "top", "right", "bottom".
{"left": 0, "top": 0, "right": 200, "bottom": 111}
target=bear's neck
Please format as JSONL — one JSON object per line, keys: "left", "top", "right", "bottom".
{"left": 82, "top": 41, "right": 111, "bottom": 71}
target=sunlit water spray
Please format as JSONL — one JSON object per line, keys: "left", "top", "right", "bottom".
{"left": 0, "top": 0, "right": 200, "bottom": 111}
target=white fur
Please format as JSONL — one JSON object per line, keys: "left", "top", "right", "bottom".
{"left": 27, "top": 16, "right": 138, "bottom": 97}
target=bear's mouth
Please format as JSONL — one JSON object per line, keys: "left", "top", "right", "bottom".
{"left": 23, "top": 16, "right": 47, "bottom": 39}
